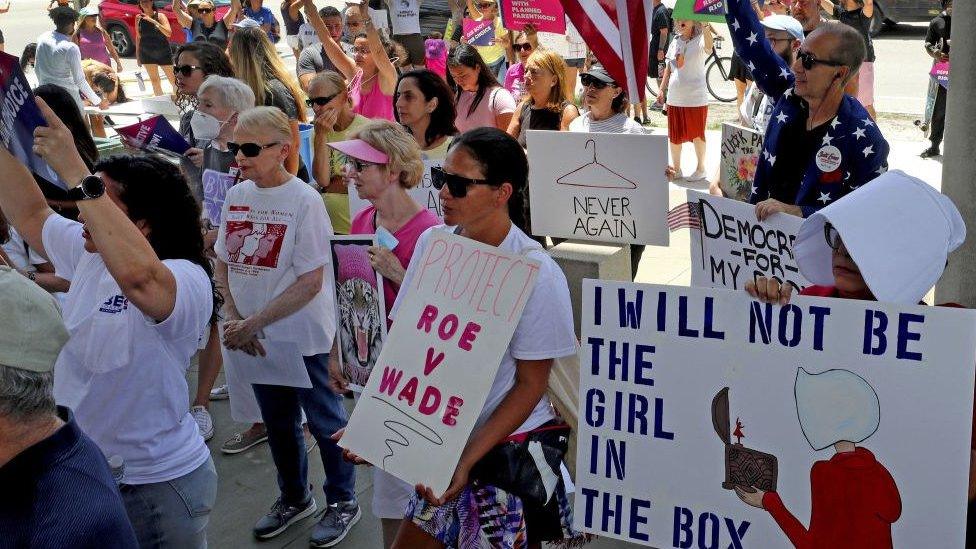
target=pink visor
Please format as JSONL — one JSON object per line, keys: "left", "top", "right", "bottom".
{"left": 327, "top": 139, "right": 389, "bottom": 164}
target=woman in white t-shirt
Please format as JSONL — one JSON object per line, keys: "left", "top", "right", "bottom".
{"left": 661, "top": 19, "right": 714, "bottom": 182}
{"left": 0, "top": 97, "right": 217, "bottom": 547}
{"left": 213, "top": 106, "right": 359, "bottom": 546}
{"left": 449, "top": 44, "right": 517, "bottom": 133}
{"left": 381, "top": 127, "right": 583, "bottom": 548}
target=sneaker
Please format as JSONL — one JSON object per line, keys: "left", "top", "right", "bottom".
{"left": 688, "top": 170, "right": 708, "bottom": 182}
{"left": 190, "top": 406, "right": 214, "bottom": 441}
{"left": 649, "top": 101, "right": 665, "bottom": 112}
{"left": 253, "top": 497, "right": 317, "bottom": 540}
{"left": 221, "top": 428, "right": 268, "bottom": 455}
{"left": 309, "top": 501, "right": 362, "bottom": 548}
{"left": 919, "top": 146, "right": 941, "bottom": 159}
{"left": 209, "top": 384, "right": 229, "bottom": 400}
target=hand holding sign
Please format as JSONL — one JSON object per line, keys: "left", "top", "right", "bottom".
{"left": 32, "top": 97, "right": 93, "bottom": 189}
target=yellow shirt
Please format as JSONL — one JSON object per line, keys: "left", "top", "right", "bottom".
{"left": 319, "top": 114, "right": 370, "bottom": 234}
{"left": 446, "top": 16, "right": 508, "bottom": 64}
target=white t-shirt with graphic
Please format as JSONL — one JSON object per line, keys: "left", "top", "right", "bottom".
{"left": 42, "top": 214, "right": 212, "bottom": 485}
{"left": 389, "top": 0, "right": 421, "bottom": 35}
{"left": 391, "top": 224, "right": 577, "bottom": 435}
{"left": 215, "top": 176, "right": 336, "bottom": 355}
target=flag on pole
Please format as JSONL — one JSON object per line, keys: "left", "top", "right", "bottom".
{"left": 559, "top": 0, "right": 649, "bottom": 103}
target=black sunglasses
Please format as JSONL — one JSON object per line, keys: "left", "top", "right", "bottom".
{"left": 306, "top": 93, "right": 338, "bottom": 107}
{"left": 345, "top": 158, "right": 380, "bottom": 172}
{"left": 228, "top": 141, "right": 280, "bottom": 157}
{"left": 580, "top": 74, "right": 611, "bottom": 89}
{"left": 513, "top": 43, "right": 533, "bottom": 52}
{"left": 174, "top": 64, "right": 203, "bottom": 77}
{"left": 796, "top": 50, "right": 845, "bottom": 71}
{"left": 430, "top": 166, "right": 490, "bottom": 198}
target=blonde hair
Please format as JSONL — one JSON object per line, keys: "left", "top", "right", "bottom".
{"left": 228, "top": 27, "right": 307, "bottom": 122}
{"left": 352, "top": 120, "right": 425, "bottom": 189}
{"left": 523, "top": 49, "right": 570, "bottom": 113}
{"left": 308, "top": 71, "right": 353, "bottom": 110}
{"left": 236, "top": 106, "right": 292, "bottom": 143}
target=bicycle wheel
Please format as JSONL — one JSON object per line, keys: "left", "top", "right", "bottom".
{"left": 706, "top": 56, "right": 737, "bottom": 103}
{"left": 645, "top": 76, "right": 659, "bottom": 99}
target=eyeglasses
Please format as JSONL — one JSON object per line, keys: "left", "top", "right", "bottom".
{"left": 306, "top": 93, "right": 338, "bottom": 107}
{"left": 197, "top": 7, "right": 213, "bottom": 13}
{"left": 796, "top": 49, "right": 845, "bottom": 71}
{"left": 513, "top": 43, "right": 533, "bottom": 52}
{"left": 824, "top": 222, "right": 841, "bottom": 250}
{"left": 228, "top": 141, "right": 280, "bottom": 157}
{"left": 430, "top": 166, "right": 489, "bottom": 198}
{"left": 580, "top": 74, "right": 611, "bottom": 89}
{"left": 346, "top": 19, "right": 364, "bottom": 26}
{"left": 352, "top": 47, "right": 371, "bottom": 55}
{"left": 766, "top": 35, "right": 793, "bottom": 44}
{"left": 477, "top": 2, "right": 495, "bottom": 8}
{"left": 174, "top": 64, "right": 203, "bottom": 77}
{"left": 345, "top": 158, "right": 380, "bottom": 172}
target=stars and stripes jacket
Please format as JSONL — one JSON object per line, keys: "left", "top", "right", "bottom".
{"left": 725, "top": 0, "right": 889, "bottom": 217}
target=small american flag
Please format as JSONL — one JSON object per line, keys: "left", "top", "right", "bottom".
{"left": 667, "top": 202, "right": 701, "bottom": 231}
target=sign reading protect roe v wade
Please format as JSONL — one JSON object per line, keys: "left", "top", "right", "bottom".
{"left": 526, "top": 130, "right": 669, "bottom": 246}
{"left": 575, "top": 280, "right": 976, "bottom": 548}
{"left": 339, "top": 231, "right": 540, "bottom": 495}
{"left": 685, "top": 190, "right": 810, "bottom": 291}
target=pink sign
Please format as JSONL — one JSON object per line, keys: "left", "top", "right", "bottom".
{"left": 500, "top": 0, "right": 566, "bottom": 34}
{"left": 930, "top": 61, "right": 950, "bottom": 90}
{"left": 694, "top": 0, "right": 726, "bottom": 15}
{"left": 462, "top": 18, "right": 495, "bottom": 46}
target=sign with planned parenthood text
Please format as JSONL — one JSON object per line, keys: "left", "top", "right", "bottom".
{"left": 575, "top": 280, "right": 976, "bottom": 548}
{"left": 681, "top": 191, "right": 810, "bottom": 291}
{"left": 500, "top": 0, "right": 566, "bottom": 34}
{"left": 348, "top": 160, "right": 443, "bottom": 221}
{"left": 339, "top": 231, "right": 540, "bottom": 495}
{"left": 526, "top": 130, "right": 669, "bottom": 245}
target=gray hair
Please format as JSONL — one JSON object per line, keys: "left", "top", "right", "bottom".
{"left": 198, "top": 75, "right": 256, "bottom": 113}
{"left": 0, "top": 365, "right": 56, "bottom": 422}
{"left": 811, "top": 21, "right": 866, "bottom": 84}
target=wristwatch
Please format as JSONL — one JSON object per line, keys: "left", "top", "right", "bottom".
{"left": 66, "top": 174, "right": 106, "bottom": 201}
{"left": 26, "top": 271, "right": 36, "bottom": 282}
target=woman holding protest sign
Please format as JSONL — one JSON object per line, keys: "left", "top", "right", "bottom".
{"left": 394, "top": 69, "right": 458, "bottom": 160}
{"left": 0, "top": 95, "right": 219, "bottom": 547}
{"left": 506, "top": 49, "right": 579, "bottom": 147}
{"left": 449, "top": 44, "right": 517, "bottom": 133}
{"left": 661, "top": 19, "right": 714, "bottom": 182}
{"left": 326, "top": 120, "right": 441, "bottom": 548}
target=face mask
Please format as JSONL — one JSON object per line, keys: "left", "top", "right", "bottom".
{"left": 190, "top": 110, "right": 224, "bottom": 142}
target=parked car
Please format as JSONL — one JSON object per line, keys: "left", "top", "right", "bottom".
{"left": 868, "top": 0, "right": 944, "bottom": 36}
{"left": 99, "top": 0, "right": 232, "bottom": 57}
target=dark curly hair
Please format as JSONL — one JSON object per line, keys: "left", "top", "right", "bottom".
{"left": 49, "top": 6, "right": 78, "bottom": 32}
{"left": 394, "top": 69, "right": 458, "bottom": 148}
{"left": 95, "top": 154, "right": 221, "bottom": 323}
{"left": 448, "top": 128, "right": 530, "bottom": 234}
{"left": 174, "top": 41, "right": 235, "bottom": 111}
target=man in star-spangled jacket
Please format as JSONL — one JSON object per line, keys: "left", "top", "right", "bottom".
{"left": 725, "top": 0, "right": 889, "bottom": 220}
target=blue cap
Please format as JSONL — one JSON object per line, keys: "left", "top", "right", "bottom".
{"left": 761, "top": 14, "right": 804, "bottom": 41}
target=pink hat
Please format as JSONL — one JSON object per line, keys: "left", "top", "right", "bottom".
{"left": 327, "top": 139, "right": 389, "bottom": 164}
{"left": 334, "top": 244, "right": 377, "bottom": 288}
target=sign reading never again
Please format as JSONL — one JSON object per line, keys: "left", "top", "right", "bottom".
{"left": 575, "top": 279, "right": 976, "bottom": 548}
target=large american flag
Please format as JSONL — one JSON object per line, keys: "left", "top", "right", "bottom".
{"left": 560, "top": 0, "right": 649, "bottom": 103}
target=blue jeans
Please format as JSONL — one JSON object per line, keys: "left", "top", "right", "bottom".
{"left": 252, "top": 353, "right": 356, "bottom": 506}
{"left": 120, "top": 457, "right": 218, "bottom": 549}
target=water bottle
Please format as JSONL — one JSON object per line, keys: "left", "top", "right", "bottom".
{"left": 108, "top": 455, "right": 125, "bottom": 485}
{"left": 135, "top": 72, "right": 146, "bottom": 92}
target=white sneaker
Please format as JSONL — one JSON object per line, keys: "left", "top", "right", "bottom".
{"left": 191, "top": 405, "right": 215, "bottom": 441}
{"left": 209, "top": 384, "right": 229, "bottom": 400}
{"left": 688, "top": 170, "right": 707, "bottom": 182}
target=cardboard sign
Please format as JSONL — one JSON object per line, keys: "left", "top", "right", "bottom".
{"left": 526, "top": 130, "right": 669, "bottom": 246}
{"left": 115, "top": 115, "right": 191, "bottom": 156}
{"left": 348, "top": 160, "right": 444, "bottom": 221}
{"left": 930, "top": 61, "right": 949, "bottom": 90}
{"left": 673, "top": 0, "right": 727, "bottom": 22}
{"left": 719, "top": 123, "right": 763, "bottom": 202}
{"left": 575, "top": 280, "right": 976, "bottom": 548}
{"left": 500, "top": 0, "right": 566, "bottom": 34}
{"left": 463, "top": 18, "right": 496, "bottom": 46}
{"left": 677, "top": 190, "right": 809, "bottom": 291}
{"left": 0, "top": 52, "right": 67, "bottom": 188}
{"left": 330, "top": 235, "right": 388, "bottom": 391}
{"left": 339, "top": 231, "right": 540, "bottom": 494}
{"left": 202, "top": 168, "right": 239, "bottom": 225}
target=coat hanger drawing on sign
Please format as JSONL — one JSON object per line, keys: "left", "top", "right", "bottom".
{"left": 556, "top": 139, "right": 638, "bottom": 189}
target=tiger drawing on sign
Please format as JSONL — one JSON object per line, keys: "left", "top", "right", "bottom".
{"left": 337, "top": 277, "right": 383, "bottom": 388}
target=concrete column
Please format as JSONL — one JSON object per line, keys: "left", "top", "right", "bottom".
{"left": 549, "top": 240, "right": 632, "bottom": 335}
{"left": 935, "top": 1, "right": 976, "bottom": 307}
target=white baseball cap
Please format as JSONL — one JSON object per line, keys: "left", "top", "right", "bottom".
{"left": 0, "top": 267, "right": 69, "bottom": 373}
{"left": 761, "top": 14, "right": 804, "bottom": 41}
{"left": 233, "top": 17, "right": 261, "bottom": 29}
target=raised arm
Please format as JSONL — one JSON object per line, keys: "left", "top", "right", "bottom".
{"left": 861, "top": 0, "right": 874, "bottom": 19}
{"left": 725, "top": 0, "right": 793, "bottom": 100}
{"left": 155, "top": 11, "right": 173, "bottom": 37}
{"left": 702, "top": 23, "right": 715, "bottom": 55}
{"left": 302, "top": 0, "right": 357, "bottom": 78}
{"left": 225, "top": 0, "right": 242, "bottom": 25}
{"left": 172, "top": 0, "right": 193, "bottom": 29}
{"left": 820, "top": 0, "right": 835, "bottom": 16}
{"left": 358, "top": 1, "right": 397, "bottom": 95}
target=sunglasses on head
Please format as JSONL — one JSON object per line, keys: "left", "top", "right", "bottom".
{"left": 430, "top": 166, "right": 490, "bottom": 198}
{"left": 197, "top": 7, "right": 213, "bottom": 13}
{"left": 306, "top": 93, "right": 338, "bottom": 107}
{"left": 580, "top": 74, "right": 611, "bottom": 89}
{"left": 228, "top": 141, "right": 280, "bottom": 157}
{"left": 513, "top": 43, "right": 533, "bottom": 52}
{"left": 174, "top": 64, "right": 203, "bottom": 77}
{"left": 796, "top": 49, "right": 845, "bottom": 71}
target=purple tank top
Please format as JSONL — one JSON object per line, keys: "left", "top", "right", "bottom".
{"left": 78, "top": 29, "right": 111, "bottom": 66}
{"left": 349, "top": 70, "right": 394, "bottom": 121}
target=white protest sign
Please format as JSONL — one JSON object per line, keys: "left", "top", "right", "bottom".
{"left": 719, "top": 123, "right": 763, "bottom": 202}
{"left": 339, "top": 231, "right": 540, "bottom": 494}
{"left": 680, "top": 190, "right": 810, "bottom": 291}
{"left": 575, "top": 280, "right": 976, "bottom": 548}
{"left": 348, "top": 159, "right": 444, "bottom": 221}
{"left": 526, "top": 130, "right": 669, "bottom": 245}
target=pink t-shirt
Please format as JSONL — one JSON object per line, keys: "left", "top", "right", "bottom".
{"left": 349, "top": 205, "right": 441, "bottom": 322}
{"left": 349, "top": 69, "right": 394, "bottom": 121}
{"left": 454, "top": 86, "right": 516, "bottom": 133}
{"left": 504, "top": 62, "right": 526, "bottom": 103}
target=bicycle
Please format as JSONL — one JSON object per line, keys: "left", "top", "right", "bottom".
{"left": 646, "top": 35, "right": 737, "bottom": 103}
